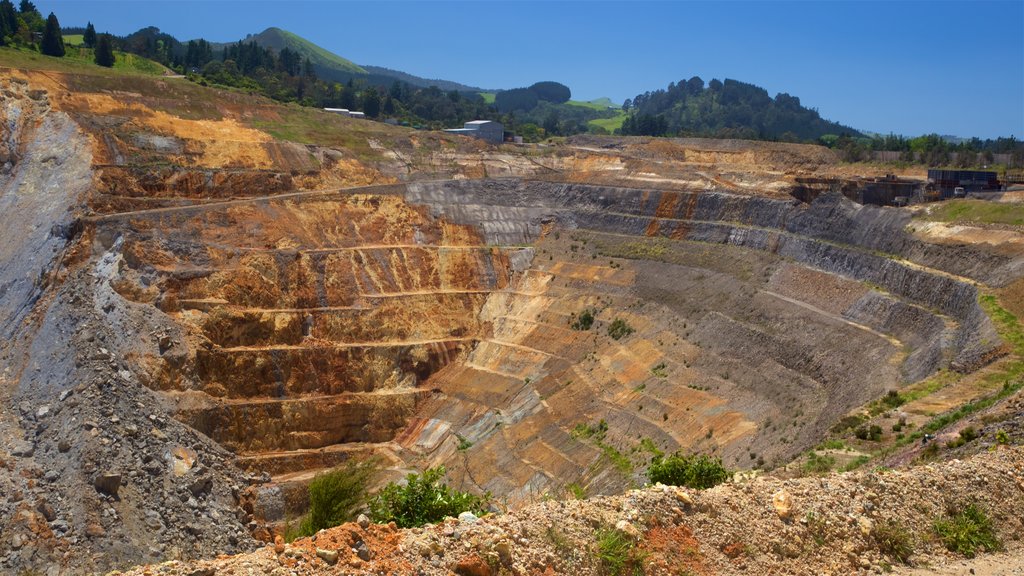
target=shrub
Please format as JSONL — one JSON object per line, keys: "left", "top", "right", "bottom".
{"left": 872, "top": 519, "right": 914, "bottom": 564}
{"left": 802, "top": 452, "right": 835, "bottom": 475}
{"left": 933, "top": 503, "right": 1001, "bottom": 558}
{"left": 368, "top": 466, "right": 490, "bottom": 528}
{"left": 293, "top": 459, "right": 377, "bottom": 539}
{"left": 882, "top": 390, "right": 905, "bottom": 409}
{"left": 608, "top": 318, "right": 634, "bottom": 340}
{"left": 995, "top": 429, "right": 1010, "bottom": 445}
{"left": 571, "top": 308, "right": 596, "bottom": 331}
{"left": 647, "top": 453, "right": 730, "bottom": 489}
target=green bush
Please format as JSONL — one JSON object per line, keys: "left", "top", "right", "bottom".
{"left": 647, "top": 453, "right": 730, "bottom": 489}
{"left": 607, "top": 318, "right": 634, "bottom": 340}
{"left": 934, "top": 503, "right": 1001, "bottom": 558}
{"left": 368, "top": 466, "right": 490, "bottom": 528}
{"left": 872, "top": 519, "right": 914, "bottom": 564}
{"left": 292, "top": 459, "right": 377, "bottom": 540}
{"left": 571, "top": 308, "right": 596, "bottom": 331}
{"left": 802, "top": 451, "right": 835, "bottom": 475}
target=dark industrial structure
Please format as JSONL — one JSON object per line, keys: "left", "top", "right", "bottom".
{"left": 858, "top": 175, "right": 921, "bottom": 206}
{"left": 927, "top": 169, "right": 1000, "bottom": 197}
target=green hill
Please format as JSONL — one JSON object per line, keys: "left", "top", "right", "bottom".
{"left": 245, "top": 27, "right": 365, "bottom": 76}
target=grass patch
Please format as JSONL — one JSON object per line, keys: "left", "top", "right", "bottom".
{"left": 872, "top": 519, "right": 915, "bottom": 564}
{"left": 588, "top": 111, "right": 628, "bottom": 133}
{"left": 62, "top": 34, "right": 84, "bottom": 46}
{"left": 1, "top": 45, "right": 165, "bottom": 76}
{"left": 595, "top": 527, "right": 643, "bottom": 576}
{"left": 478, "top": 92, "right": 495, "bottom": 104}
{"left": 934, "top": 503, "right": 1001, "bottom": 558}
{"left": 980, "top": 294, "right": 1024, "bottom": 354}
{"left": 915, "top": 199, "right": 1024, "bottom": 227}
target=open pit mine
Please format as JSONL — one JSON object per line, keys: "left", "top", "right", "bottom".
{"left": 1, "top": 71, "right": 1023, "bottom": 576}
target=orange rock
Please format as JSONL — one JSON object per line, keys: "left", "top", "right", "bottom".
{"left": 273, "top": 535, "right": 285, "bottom": 554}
{"left": 454, "top": 554, "right": 493, "bottom": 576}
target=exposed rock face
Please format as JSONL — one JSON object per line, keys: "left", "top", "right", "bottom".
{"left": 2, "top": 73, "right": 1022, "bottom": 575}
{"left": 77, "top": 177, "right": 1016, "bottom": 522}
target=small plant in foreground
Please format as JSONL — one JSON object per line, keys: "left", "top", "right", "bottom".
{"left": 872, "top": 519, "right": 914, "bottom": 564}
{"left": 291, "top": 459, "right": 377, "bottom": 540}
{"left": 368, "top": 466, "right": 490, "bottom": 528}
{"left": 647, "top": 452, "right": 730, "bottom": 489}
{"left": 933, "top": 503, "right": 1001, "bottom": 558}
{"left": 595, "top": 527, "right": 644, "bottom": 576}
{"left": 802, "top": 451, "right": 835, "bottom": 475}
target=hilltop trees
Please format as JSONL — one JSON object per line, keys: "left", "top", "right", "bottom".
{"left": 94, "top": 33, "right": 114, "bottom": 67}
{"left": 83, "top": 21, "right": 95, "bottom": 47}
{"left": 40, "top": 12, "right": 63, "bottom": 56}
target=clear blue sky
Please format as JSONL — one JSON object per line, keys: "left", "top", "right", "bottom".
{"left": 37, "top": 0, "right": 1024, "bottom": 139}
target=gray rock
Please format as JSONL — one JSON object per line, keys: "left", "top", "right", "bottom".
{"left": 11, "top": 440, "right": 34, "bottom": 457}
{"left": 357, "top": 513, "right": 371, "bottom": 529}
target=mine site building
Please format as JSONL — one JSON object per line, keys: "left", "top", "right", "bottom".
{"left": 444, "top": 120, "right": 504, "bottom": 144}
{"left": 927, "top": 169, "right": 1000, "bottom": 197}
{"left": 324, "top": 107, "right": 351, "bottom": 116}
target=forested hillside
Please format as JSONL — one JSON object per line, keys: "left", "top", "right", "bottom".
{"left": 621, "top": 77, "right": 861, "bottom": 140}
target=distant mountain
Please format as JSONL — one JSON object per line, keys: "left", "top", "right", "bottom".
{"left": 243, "top": 27, "right": 365, "bottom": 75}
{"left": 360, "top": 65, "right": 483, "bottom": 93}
{"left": 221, "top": 27, "right": 481, "bottom": 91}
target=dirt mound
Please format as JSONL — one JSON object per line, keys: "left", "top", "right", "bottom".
{"left": 115, "top": 446, "right": 1024, "bottom": 576}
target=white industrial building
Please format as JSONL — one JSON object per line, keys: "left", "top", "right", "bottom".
{"left": 444, "top": 120, "right": 504, "bottom": 144}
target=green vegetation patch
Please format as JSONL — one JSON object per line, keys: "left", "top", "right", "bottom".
{"left": 872, "top": 519, "right": 915, "bottom": 564}
{"left": 595, "top": 527, "right": 644, "bottom": 576}
{"left": 570, "top": 308, "right": 596, "bottom": 331}
{"left": 933, "top": 503, "right": 1001, "bottom": 558}
{"left": 915, "top": 199, "right": 1024, "bottom": 228}
{"left": 0, "top": 45, "right": 165, "bottom": 76}
{"left": 608, "top": 318, "right": 635, "bottom": 340}
{"left": 368, "top": 466, "right": 490, "bottom": 528}
{"left": 287, "top": 459, "right": 377, "bottom": 541}
{"left": 588, "top": 111, "right": 628, "bottom": 133}
{"left": 647, "top": 452, "right": 730, "bottom": 489}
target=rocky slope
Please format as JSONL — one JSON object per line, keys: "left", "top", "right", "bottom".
{"left": 114, "top": 446, "right": 1024, "bottom": 576}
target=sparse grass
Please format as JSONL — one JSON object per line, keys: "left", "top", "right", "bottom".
{"left": 872, "top": 519, "right": 915, "bottom": 564}
{"left": 456, "top": 434, "right": 474, "bottom": 451}
{"left": 933, "top": 503, "right": 1001, "bottom": 558}
{"left": 1, "top": 45, "right": 165, "bottom": 76}
{"left": 478, "top": 92, "right": 496, "bottom": 104}
{"left": 566, "top": 482, "right": 587, "bottom": 500}
{"left": 915, "top": 199, "right": 1024, "bottom": 228}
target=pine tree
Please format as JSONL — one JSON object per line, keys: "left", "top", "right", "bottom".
{"left": 39, "top": 11, "right": 63, "bottom": 56}
{"left": 362, "top": 87, "right": 380, "bottom": 118}
{"left": 82, "top": 21, "right": 95, "bottom": 47}
{"left": 17, "top": 0, "right": 35, "bottom": 14}
{"left": 94, "top": 33, "right": 114, "bottom": 67}
{"left": 0, "top": 0, "right": 17, "bottom": 45}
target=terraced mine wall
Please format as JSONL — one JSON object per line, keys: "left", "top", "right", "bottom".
{"left": 5, "top": 156, "right": 1013, "bottom": 574}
